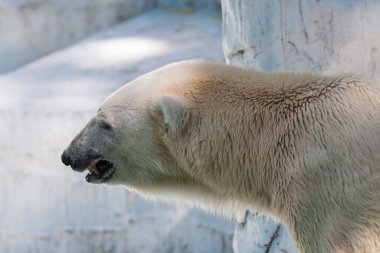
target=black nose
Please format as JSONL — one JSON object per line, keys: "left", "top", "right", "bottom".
{"left": 61, "top": 151, "right": 71, "bottom": 166}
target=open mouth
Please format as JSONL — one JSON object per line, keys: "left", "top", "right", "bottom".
{"left": 85, "top": 159, "right": 116, "bottom": 183}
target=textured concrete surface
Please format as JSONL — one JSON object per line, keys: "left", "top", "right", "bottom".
{"left": 232, "top": 212, "right": 297, "bottom": 253}
{"left": 0, "top": 10, "right": 234, "bottom": 253}
{"left": 222, "top": 0, "right": 380, "bottom": 82}
{"left": 0, "top": 0, "right": 155, "bottom": 73}
{"left": 158, "top": 0, "right": 220, "bottom": 11}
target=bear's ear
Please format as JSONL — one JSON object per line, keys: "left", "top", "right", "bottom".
{"left": 154, "top": 95, "right": 197, "bottom": 134}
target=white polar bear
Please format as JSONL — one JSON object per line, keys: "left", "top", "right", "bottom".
{"left": 62, "top": 60, "right": 380, "bottom": 253}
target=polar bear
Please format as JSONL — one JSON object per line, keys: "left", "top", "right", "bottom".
{"left": 61, "top": 60, "right": 380, "bottom": 253}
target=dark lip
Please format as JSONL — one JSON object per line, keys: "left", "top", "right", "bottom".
{"left": 67, "top": 154, "right": 101, "bottom": 173}
{"left": 72, "top": 167, "right": 87, "bottom": 173}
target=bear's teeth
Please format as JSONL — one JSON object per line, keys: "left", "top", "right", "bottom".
{"left": 89, "top": 161, "right": 100, "bottom": 176}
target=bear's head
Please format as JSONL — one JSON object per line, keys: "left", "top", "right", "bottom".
{"left": 62, "top": 62, "right": 198, "bottom": 184}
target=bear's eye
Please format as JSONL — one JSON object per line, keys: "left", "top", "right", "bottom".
{"left": 96, "top": 115, "right": 112, "bottom": 130}
{"left": 96, "top": 111, "right": 113, "bottom": 130}
{"left": 98, "top": 120, "right": 112, "bottom": 130}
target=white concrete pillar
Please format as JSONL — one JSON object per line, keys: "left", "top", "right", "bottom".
{"left": 222, "top": 0, "right": 380, "bottom": 80}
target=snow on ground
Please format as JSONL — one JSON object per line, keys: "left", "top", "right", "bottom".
{"left": 0, "top": 10, "right": 234, "bottom": 253}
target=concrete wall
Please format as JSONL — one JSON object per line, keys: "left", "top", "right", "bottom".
{"left": 222, "top": 0, "right": 380, "bottom": 252}
{"left": 0, "top": 0, "right": 224, "bottom": 74}
{"left": 0, "top": 0, "right": 155, "bottom": 74}
{"left": 157, "top": 0, "right": 220, "bottom": 11}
